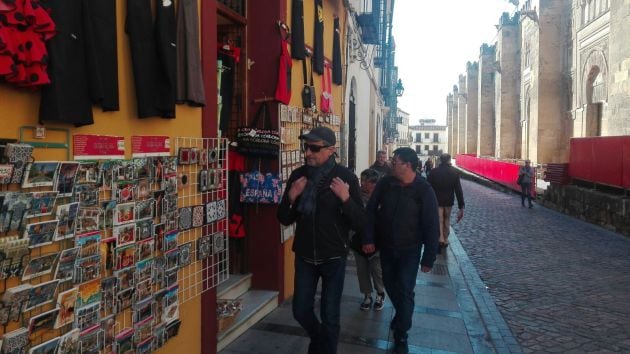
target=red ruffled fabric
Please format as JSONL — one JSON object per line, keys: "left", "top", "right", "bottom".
{"left": 0, "top": 0, "right": 55, "bottom": 88}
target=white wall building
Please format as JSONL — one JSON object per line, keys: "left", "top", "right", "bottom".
{"left": 409, "top": 119, "right": 448, "bottom": 157}
{"left": 394, "top": 108, "right": 411, "bottom": 150}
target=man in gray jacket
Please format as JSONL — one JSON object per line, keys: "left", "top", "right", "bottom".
{"left": 427, "top": 154, "right": 465, "bottom": 249}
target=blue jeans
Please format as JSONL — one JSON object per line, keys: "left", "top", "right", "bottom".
{"left": 293, "top": 256, "right": 347, "bottom": 354}
{"left": 521, "top": 183, "right": 532, "bottom": 206}
{"left": 380, "top": 246, "right": 421, "bottom": 340}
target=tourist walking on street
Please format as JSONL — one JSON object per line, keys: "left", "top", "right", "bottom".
{"left": 423, "top": 158, "right": 433, "bottom": 175}
{"left": 277, "top": 126, "right": 365, "bottom": 354}
{"left": 362, "top": 147, "right": 440, "bottom": 354}
{"left": 350, "top": 169, "right": 385, "bottom": 311}
{"left": 427, "top": 153, "right": 465, "bottom": 250}
{"left": 370, "top": 150, "right": 392, "bottom": 176}
{"left": 518, "top": 160, "right": 534, "bottom": 208}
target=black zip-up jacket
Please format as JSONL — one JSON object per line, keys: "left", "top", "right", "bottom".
{"left": 277, "top": 164, "right": 365, "bottom": 261}
{"left": 364, "top": 174, "right": 440, "bottom": 268}
{"left": 427, "top": 163, "right": 465, "bottom": 209}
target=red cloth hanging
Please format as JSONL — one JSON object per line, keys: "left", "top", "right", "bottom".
{"left": 320, "top": 61, "right": 333, "bottom": 113}
{"left": 274, "top": 38, "right": 292, "bottom": 105}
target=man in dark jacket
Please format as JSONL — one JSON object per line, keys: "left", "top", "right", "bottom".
{"left": 277, "top": 126, "right": 365, "bottom": 354}
{"left": 363, "top": 147, "right": 439, "bottom": 354}
{"left": 370, "top": 150, "right": 392, "bottom": 176}
{"left": 427, "top": 153, "right": 465, "bottom": 249}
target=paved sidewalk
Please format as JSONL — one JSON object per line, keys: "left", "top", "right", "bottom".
{"left": 220, "top": 232, "right": 521, "bottom": 354}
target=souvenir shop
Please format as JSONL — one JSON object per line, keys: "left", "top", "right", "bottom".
{"left": 0, "top": 0, "right": 346, "bottom": 352}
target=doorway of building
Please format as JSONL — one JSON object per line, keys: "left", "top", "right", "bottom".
{"left": 348, "top": 92, "right": 357, "bottom": 172}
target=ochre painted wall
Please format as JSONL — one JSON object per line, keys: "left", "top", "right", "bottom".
{"left": 0, "top": 1, "right": 207, "bottom": 353}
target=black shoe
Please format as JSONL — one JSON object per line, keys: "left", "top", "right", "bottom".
{"left": 360, "top": 295, "right": 372, "bottom": 311}
{"left": 394, "top": 338, "right": 409, "bottom": 354}
{"left": 374, "top": 293, "right": 385, "bottom": 311}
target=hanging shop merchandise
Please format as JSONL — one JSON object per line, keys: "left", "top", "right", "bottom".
{"left": 320, "top": 62, "right": 333, "bottom": 113}
{"left": 236, "top": 102, "right": 280, "bottom": 159}
{"left": 290, "top": 0, "right": 305, "bottom": 59}
{"left": 155, "top": 0, "right": 177, "bottom": 118}
{"left": 0, "top": 0, "right": 55, "bottom": 88}
{"left": 332, "top": 17, "right": 342, "bottom": 85}
{"left": 313, "top": 0, "right": 324, "bottom": 74}
{"left": 126, "top": 0, "right": 175, "bottom": 119}
{"left": 176, "top": 0, "right": 206, "bottom": 107}
{"left": 274, "top": 22, "right": 292, "bottom": 105}
{"left": 301, "top": 58, "right": 316, "bottom": 109}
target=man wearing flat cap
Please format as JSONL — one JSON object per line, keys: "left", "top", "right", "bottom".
{"left": 278, "top": 126, "right": 365, "bottom": 354}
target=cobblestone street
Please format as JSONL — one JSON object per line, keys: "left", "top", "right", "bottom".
{"left": 453, "top": 180, "right": 630, "bottom": 353}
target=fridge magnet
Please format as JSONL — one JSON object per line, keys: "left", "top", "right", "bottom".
{"left": 205, "top": 201, "right": 217, "bottom": 224}
{"left": 54, "top": 202, "right": 80, "bottom": 241}
{"left": 177, "top": 148, "right": 191, "bottom": 165}
{"left": 21, "top": 161, "right": 59, "bottom": 188}
{"left": 57, "top": 329, "right": 80, "bottom": 354}
{"left": 198, "top": 169, "right": 208, "bottom": 192}
{"left": 55, "top": 287, "right": 78, "bottom": 328}
{"left": 54, "top": 247, "right": 79, "bottom": 282}
{"left": 114, "top": 202, "right": 136, "bottom": 225}
{"left": 213, "top": 231, "right": 226, "bottom": 253}
{"left": 27, "top": 191, "right": 58, "bottom": 218}
{"left": 76, "top": 207, "right": 100, "bottom": 234}
{"left": 199, "top": 148, "right": 209, "bottom": 165}
{"left": 178, "top": 206, "right": 192, "bottom": 231}
{"left": 25, "top": 279, "right": 59, "bottom": 311}
{"left": 28, "top": 308, "right": 58, "bottom": 334}
{"left": 208, "top": 148, "right": 219, "bottom": 164}
{"left": 189, "top": 148, "right": 199, "bottom": 164}
{"left": 216, "top": 199, "right": 226, "bottom": 220}
{"left": 24, "top": 219, "right": 58, "bottom": 248}
{"left": 191, "top": 205, "right": 204, "bottom": 228}
{"left": 197, "top": 235, "right": 211, "bottom": 261}
{"left": 22, "top": 253, "right": 58, "bottom": 281}
{"left": 55, "top": 161, "right": 80, "bottom": 196}
{"left": 114, "top": 223, "right": 136, "bottom": 247}
{"left": 178, "top": 242, "right": 193, "bottom": 267}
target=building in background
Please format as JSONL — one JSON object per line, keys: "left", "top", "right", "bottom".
{"left": 409, "top": 119, "right": 448, "bottom": 157}
{"left": 393, "top": 108, "right": 411, "bottom": 149}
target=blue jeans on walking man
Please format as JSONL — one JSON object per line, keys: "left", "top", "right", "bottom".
{"left": 380, "top": 245, "right": 422, "bottom": 341}
{"left": 293, "top": 256, "right": 347, "bottom": 354}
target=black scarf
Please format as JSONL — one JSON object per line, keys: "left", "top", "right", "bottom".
{"left": 297, "top": 155, "right": 336, "bottom": 215}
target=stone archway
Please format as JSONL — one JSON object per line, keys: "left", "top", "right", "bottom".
{"left": 521, "top": 89, "right": 531, "bottom": 160}
{"left": 582, "top": 50, "right": 608, "bottom": 136}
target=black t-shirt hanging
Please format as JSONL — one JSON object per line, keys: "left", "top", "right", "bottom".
{"left": 332, "top": 17, "right": 342, "bottom": 85}
{"left": 291, "top": 0, "right": 305, "bottom": 59}
{"left": 313, "top": 0, "right": 324, "bottom": 74}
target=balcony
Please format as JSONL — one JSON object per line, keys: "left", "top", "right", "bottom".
{"left": 356, "top": 0, "right": 382, "bottom": 45}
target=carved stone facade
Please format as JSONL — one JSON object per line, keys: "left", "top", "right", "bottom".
{"left": 465, "top": 62, "right": 479, "bottom": 155}
{"left": 457, "top": 74, "right": 467, "bottom": 153}
{"left": 478, "top": 44, "right": 496, "bottom": 157}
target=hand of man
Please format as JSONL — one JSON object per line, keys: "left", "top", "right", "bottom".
{"left": 329, "top": 177, "right": 350, "bottom": 203}
{"left": 457, "top": 209, "right": 464, "bottom": 223}
{"left": 420, "top": 265, "right": 432, "bottom": 273}
{"left": 288, "top": 176, "right": 308, "bottom": 204}
{"left": 362, "top": 243, "right": 376, "bottom": 254}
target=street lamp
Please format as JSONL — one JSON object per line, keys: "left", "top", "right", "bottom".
{"left": 395, "top": 79, "right": 404, "bottom": 97}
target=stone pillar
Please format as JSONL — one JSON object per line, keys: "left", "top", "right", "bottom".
{"left": 608, "top": 0, "right": 630, "bottom": 136}
{"left": 451, "top": 85, "right": 459, "bottom": 156}
{"left": 465, "top": 62, "right": 479, "bottom": 155}
{"left": 457, "top": 74, "right": 467, "bottom": 154}
{"left": 494, "top": 12, "right": 521, "bottom": 159}
{"left": 478, "top": 43, "right": 496, "bottom": 157}
{"left": 446, "top": 94, "right": 454, "bottom": 154}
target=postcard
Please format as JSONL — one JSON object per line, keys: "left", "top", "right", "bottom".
{"left": 115, "top": 244, "right": 136, "bottom": 270}
{"left": 163, "top": 231, "right": 178, "bottom": 252}
{"left": 137, "top": 337, "right": 153, "bottom": 354}
{"left": 165, "top": 249, "right": 179, "bottom": 272}
{"left": 153, "top": 190, "right": 165, "bottom": 217}
{"left": 76, "top": 207, "right": 100, "bottom": 233}
{"left": 165, "top": 319, "right": 181, "bottom": 340}
{"left": 135, "top": 198, "right": 154, "bottom": 220}
{"left": 134, "top": 298, "right": 154, "bottom": 325}
{"left": 136, "top": 219, "right": 153, "bottom": 242}
{"left": 114, "top": 223, "right": 136, "bottom": 247}
{"left": 57, "top": 329, "right": 80, "bottom": 354}
{"left": 2, "top": 327, "right": 29, "bottom": 354}
{"left": 23, "top": 219, "right": 58, "bottom": 248}
{"left": 163, "top": 210, "right": 178, "bottom": 232}
{"left": 54, "top": 247, "right": 79, "bottom": 282}
{"left": 76, "top": 161, "right": 99, "bottom": 184}
{"left": 115, "top": 328, "right": 135, "bottom": 354}
{"left": 137, "top": 178, "right": 151, "bottom": 200}
{"left": 115, "top": 180, "right": 137, "bottom": 203}
{"left": 3, "top": 284, "right": 32, "bottom": 321}
{"left": 135, "top": 278, "right": 152, "bottom": 303}
{"left": 75, "top": 302, "right": 100, "bottom": 332}
{"left": 74, "top": 255, "right": 101, "bottom": 283}
{"left": 54, "top": 288, "right": 78, "bottom": 328}
{"left": 115, "top": 266, "right": 135, "bottom": 291}
{"left": 101, "top": 276, "right": 118, "bottom": 315}
{"left": 100, "top": 199, "right": 117, "bottom": 231}
{"left": 102, "top": 314, "right": 116, "bottom": 353}
{"left": 0, "top": 192, "right": 33, "bottom": 232}
{"left": 164, "top": 193, "right": 177, "bottom": 213}
{"left": 54, "top": 161, "right": 80, "bottom": 196}
{"left": 22, "top": 253, "right": 58, "bottom": 281}
{"left": 28, "top": 337, "right": 61, "bottom": 354}
{"left": 114, "top": 202, "right": 136, "bottom": 225}
{"left": 0, "top": 164, "right": 14, "bottom": 184}
{"left": 21, "top": 161, "right": 59, "bottom": 188}
{"left": 28, "top": 307, "right": 59, "bottom": 335}
{"left": 54, "top": 202, "right": 80, "bottom": 240}
{"left": 101, "top": 237, "right": 116, "bottom": 272}
{"left": 153, "top": 256, "right": 165, "bottom": 286}
{"left": 76, "top": 231, "right": 101, "bottom": 258}
{"left": 78, "top": 323, "right": 101, "bottom": 352}
{"left": 27, "top": 191, "right": 58, "bottom": 218}
{"left": 117, "top": 288, "right": 134, "bottom": 311}
{"left": 0, "top": 303, "right": 8, "bottom": 326}
{"left": 137, "top": 239, "right": 154, "bottom": 262}
{"left": 134, "top": 317, "right": 153, "bottom": 345}
{"left": 75, "top": 183, "right": 99, "bottom": 207}
{"left": 77, "top": 278, "right": 102, "bottom": 308}
{"left": 135, "top": 258, "right": 154, "bottom": 283}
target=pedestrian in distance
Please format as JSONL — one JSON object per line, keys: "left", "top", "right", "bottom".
{"left": 277, "top": 126, "right": 366, "bottom": 354}
{"left": 362, "top": 147, "right": 440, "bottom": 354}
{"left": 349, "top": 168, "right": 385, "bottom": 311}
{"left": 424, "top": 158, "right": 433, "bottom": 175}
{"left": 370, "top": 150, "right": 392, "bottom": 176}
{"left": 517, "top": 159, "right": 534, "bottom": 208}
{"left": 427, "top": 153, "right": 465, "bottom": 250}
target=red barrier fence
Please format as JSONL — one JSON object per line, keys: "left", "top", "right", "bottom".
{"left": 568, "top": 136, "right": 630, "bottom": 189}
{"left": 455, "top": 154, "right": 535, "bottom": 196}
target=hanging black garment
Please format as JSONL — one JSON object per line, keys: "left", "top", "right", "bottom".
{"left": 218, "top": 52, "right": 235, "bottom": 135}
{"left": 39, "top": 0, "right": 94, "bottom": 127}
{"left": 155, "top": 0, "right": 177, "bottom": 118}
{"left": 332, "top": 17, "right": 342, "bottom": 85}
{"left": 291, "top": 0, "right": 305, "bottom": 59}
{"left": 84, "top": 0, "right": 119, "bottom": 111}
{"left": 176, "top": 0, "right": 206, "bottom": 106}
{"left": 313, "top": 0, "right": 324, "bottom": 74}
{"left": 125, "top": 0, "right": 161, "bottom": 118}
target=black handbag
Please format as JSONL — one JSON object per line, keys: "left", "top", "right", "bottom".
{"left": 301, "top": 58, "right": 316, "bottom": 109}
{"left": 236, "top": 103, "right": 280, "bottom": 158}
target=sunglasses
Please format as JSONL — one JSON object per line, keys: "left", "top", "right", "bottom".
{"left": 302, "top": 143, "right": 330, "bottom": 153}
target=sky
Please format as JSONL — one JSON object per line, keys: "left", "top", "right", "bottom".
{"left": 392, "top": 1, "right": 518, "bottom": 125}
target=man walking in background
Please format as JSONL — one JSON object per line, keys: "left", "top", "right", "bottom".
{"left": 362, "top": 147, "right": 440, "bottom": 354}
{"left": 370, "top": 150, "right": 392, "bottom": 176}
{"left": 427, "top": 153, "right": 465, "bottom": 250}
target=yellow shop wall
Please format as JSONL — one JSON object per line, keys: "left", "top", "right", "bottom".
{"left": 0, "top": 1, "right": 202, "bottom": 353}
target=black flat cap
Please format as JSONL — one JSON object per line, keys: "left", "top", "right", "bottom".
{"left": 298, "top": 126, "right": 336, "bottom": 146}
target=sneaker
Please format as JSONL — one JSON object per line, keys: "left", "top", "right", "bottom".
{"left": 359, "top": 295, "right": 372, "bottom": 311}
{"left": 394, "top": 338, "right": 409, "bottom": 354}
{"left": 374, "top": 293, "right": 385, "bottom": 311}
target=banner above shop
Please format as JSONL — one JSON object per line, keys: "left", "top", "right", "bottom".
{"left": 73, "top": 134, "right": 125, "bottom": 160}
{"left": 131, "top": 136, "right": 171, "bottom": 157}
